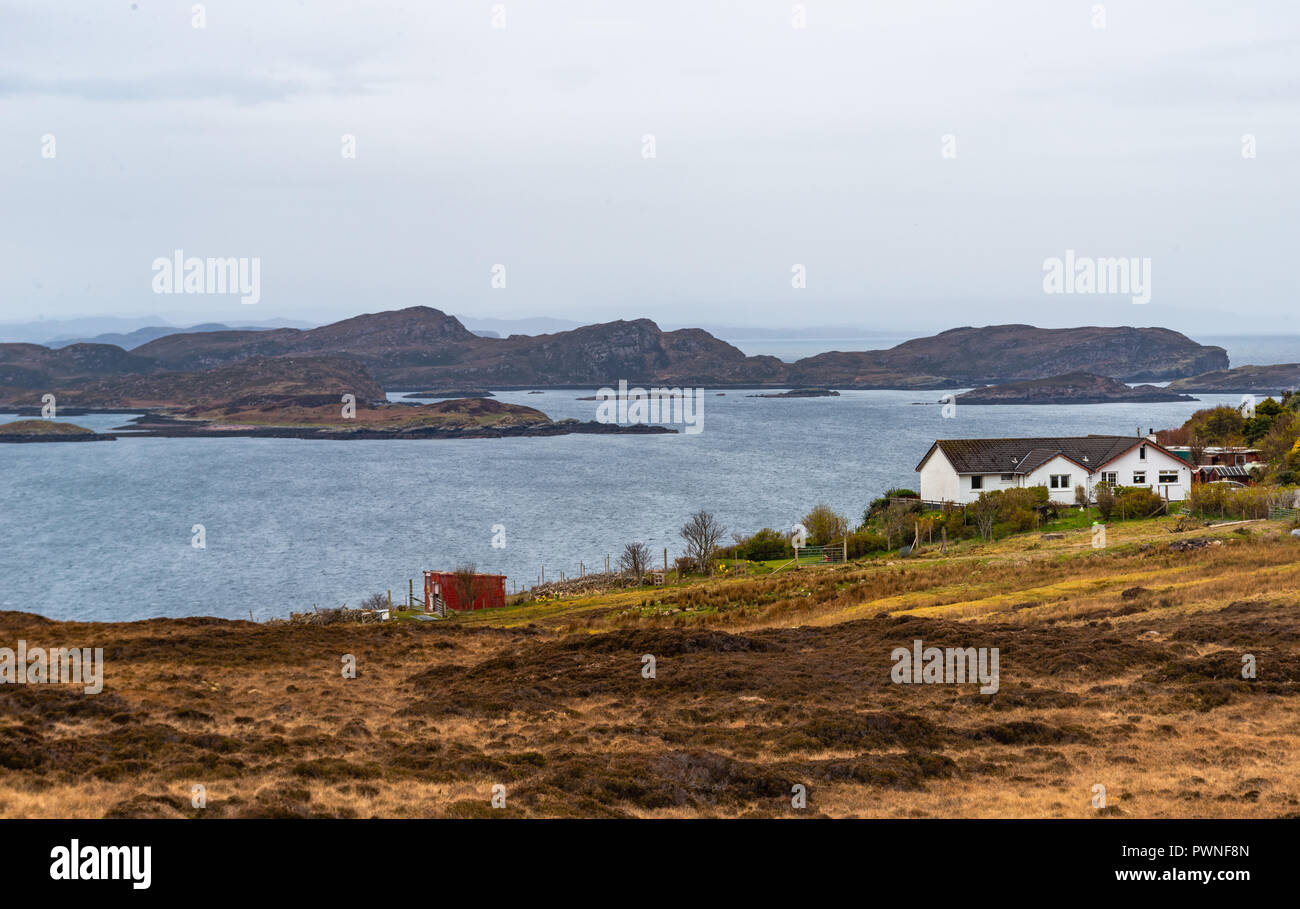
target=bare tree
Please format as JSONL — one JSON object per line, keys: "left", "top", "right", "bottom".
{"left": 680, "top": 510, "right": 726, "bottom": 576}
{"left": 619, "top": 542, "right": 651, "bottom": 584}
{"left": 451, "top": 563, "right": 479, "bottom": 610}
{"left": 969, "top": 494, "right": 1000, "bottom": 542}
{"left": 1189, "top": 434, "right": 1207, "bottom": 468}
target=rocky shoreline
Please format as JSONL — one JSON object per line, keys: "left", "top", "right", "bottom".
{"left": 0, "top": 432, "right": 117, "bottom": 443}
{"left": 955, "top": 372, "right": 1197, "bottom": 405}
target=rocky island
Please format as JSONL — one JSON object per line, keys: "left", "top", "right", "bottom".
{"left": 748, "top": 388, "right": 840, "bottom": 398}
{"left": 1166, "top": 363, "right": 1300, "bottom": 395}
{"left": 0, "top": 419, "right": 114, "bottom": 443}
{"left": 2, "top": 308, "right": 1230, "bottom": 395}
{"left": 955, "top": 372, "right": 1197, "bottom": 405}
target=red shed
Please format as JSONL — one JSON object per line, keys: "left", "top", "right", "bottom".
{"left": 423, "top": 570, "right": 507, "bottom": 612}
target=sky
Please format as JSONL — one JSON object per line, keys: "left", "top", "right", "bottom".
{"left": 1, "top": 1, "right": 1296, "bottom": 335}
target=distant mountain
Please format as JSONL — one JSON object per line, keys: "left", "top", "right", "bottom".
{"left": 0, "top": 316, "right": 314, "bottom": 346}
{"left": 0, "top": 308, "right": 1234, "bottom": 399}
{"left": 956, "top": 372, "right": 1196, "bottom": 405}
{"left": 1166, "top": 363, "right": 1300, "bottom": 395}
{"left": 45, "top": 323, "right": 306, "bottom": 350}
{"left": 0, "top": 315, "right": 172, "bottom": 345}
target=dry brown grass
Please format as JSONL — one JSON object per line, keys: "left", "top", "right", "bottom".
{"left": 2, "top": 519, "right": 1298, "bottom": 818}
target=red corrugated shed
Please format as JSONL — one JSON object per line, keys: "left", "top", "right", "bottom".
{"left": 423, "top": 570, "right": 507, "bottom": 611}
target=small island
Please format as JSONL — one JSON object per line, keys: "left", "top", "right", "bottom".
{"left": 747, "top": 388, "right": 840, "bottom": 398}
{"left": 0, "top": 419, "right": 114, "bottom": 443}
{"left": 401, "top": 389, "right": 495, "bottom": 399}
{"left": 119, "top": 395, "right": 674, "bottom": 439}
{"left": 955, "top": 372, "right": 1197, "bottom": 405}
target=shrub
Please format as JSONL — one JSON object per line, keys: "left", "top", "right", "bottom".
{"left": 802, "top": 503, "right": 849, "bottom": 545}
{"left": 738, "top": 528, "right": 792, "bottom": 561}
{"left": 1095, "top": 483, "right": 1116, "bottom": 521}
{"left": 863, "top": 488, "right": 919, "bottom": 524}
{"left": 1184, "top": 406, "right": 1246, "bottom": 446}
{"left": 1186, "top": 483, "right": 1295, "bottom": 519}
{"left": 1111, "top": 486, "right": 1166, "bottom": 519}
{"left": 845, "top": 529, "right": 890, "bottom": 559}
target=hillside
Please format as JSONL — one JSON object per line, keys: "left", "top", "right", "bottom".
{"left": 5, "top": 515, "right": 1296, "bottom": 818}
{"left": 789, "top": 326, "right": 1227, "bottom": 386}
{"left": 0, "top": 310, "right": 1232, "bottom": 393}
{"left": 0, "top": 342, "right": 159, "bottom": 394}
{"left": 1166, "top": 363, "right": 1300, "bottom": 394}
{"left": 133, "top": 309, "right": 788, "bottom": 387}
{"left": 956, "top": 372, "right": 1196, "bottom": 405}
{"left": 21, "top": 355, "right": 386, "bottom": 409}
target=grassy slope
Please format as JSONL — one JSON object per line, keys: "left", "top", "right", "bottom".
{"left": 0, "top": 420, "right": 94, "bottom": 435}
{"left": 3, "top": 514, "right": 1298, "bottom": 819}
{"left": 451, "top": 513, "right": 1294, "bottom": 632}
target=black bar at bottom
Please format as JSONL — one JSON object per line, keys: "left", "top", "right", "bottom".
{"left": 0, "top": 818, "right": 1284, "bottom": 896}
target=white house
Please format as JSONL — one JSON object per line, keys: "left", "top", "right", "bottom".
{"left": 915, "top": 435, "right": 1193, "bottom": 505}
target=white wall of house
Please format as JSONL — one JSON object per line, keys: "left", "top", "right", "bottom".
{"left": 1023, "top": 455, "right": 1087, "bottom": 504}
{"left": 923, "top": 468, "right": 1020, "bottom": 504}
{"left": 1095, "top": 443, "right": 1191, "bottom": 502}
{"left": 918, "top": 447, "right": 961, "bottom": 503}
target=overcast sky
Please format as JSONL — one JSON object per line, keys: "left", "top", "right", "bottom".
{"left": 1, "top": 1, "right": 1295, "bottom": 334}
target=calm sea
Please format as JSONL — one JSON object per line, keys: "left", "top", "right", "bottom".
{"left": 0, "top": 388, "right": 1249, "bottom": 622}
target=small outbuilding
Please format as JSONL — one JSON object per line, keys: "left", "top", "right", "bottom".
{"left": 423, "top": 570, "right": 507, "bottom": 612}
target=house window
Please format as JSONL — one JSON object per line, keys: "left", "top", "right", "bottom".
{"left": 1100, "top": 472, "right": 1117, "bottom": 485}
{"left": 1158, "top": 471, "right": 1179, "bottom": 484}
{"left": 970, "top": 476, "right": 983, "bottom": 490}
{"left": 1000, "top": 474, "right": 1015, "bottom": 482}
{"left": 1049, "top": 474, "right": 1071, "bottom": 489}
{"left": 1132, "top": 472, "right": 1146, "bottom": 485}
{"left": 1139, "top": 446, "right": 1147, "bottom": 461}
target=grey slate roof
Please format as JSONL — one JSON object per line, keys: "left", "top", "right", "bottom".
{"left": 1203, "top": 465, "right": 1251, "bottom": 478}
{"left": 917, "top": 435, "right": 1154, "bottom": 475}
